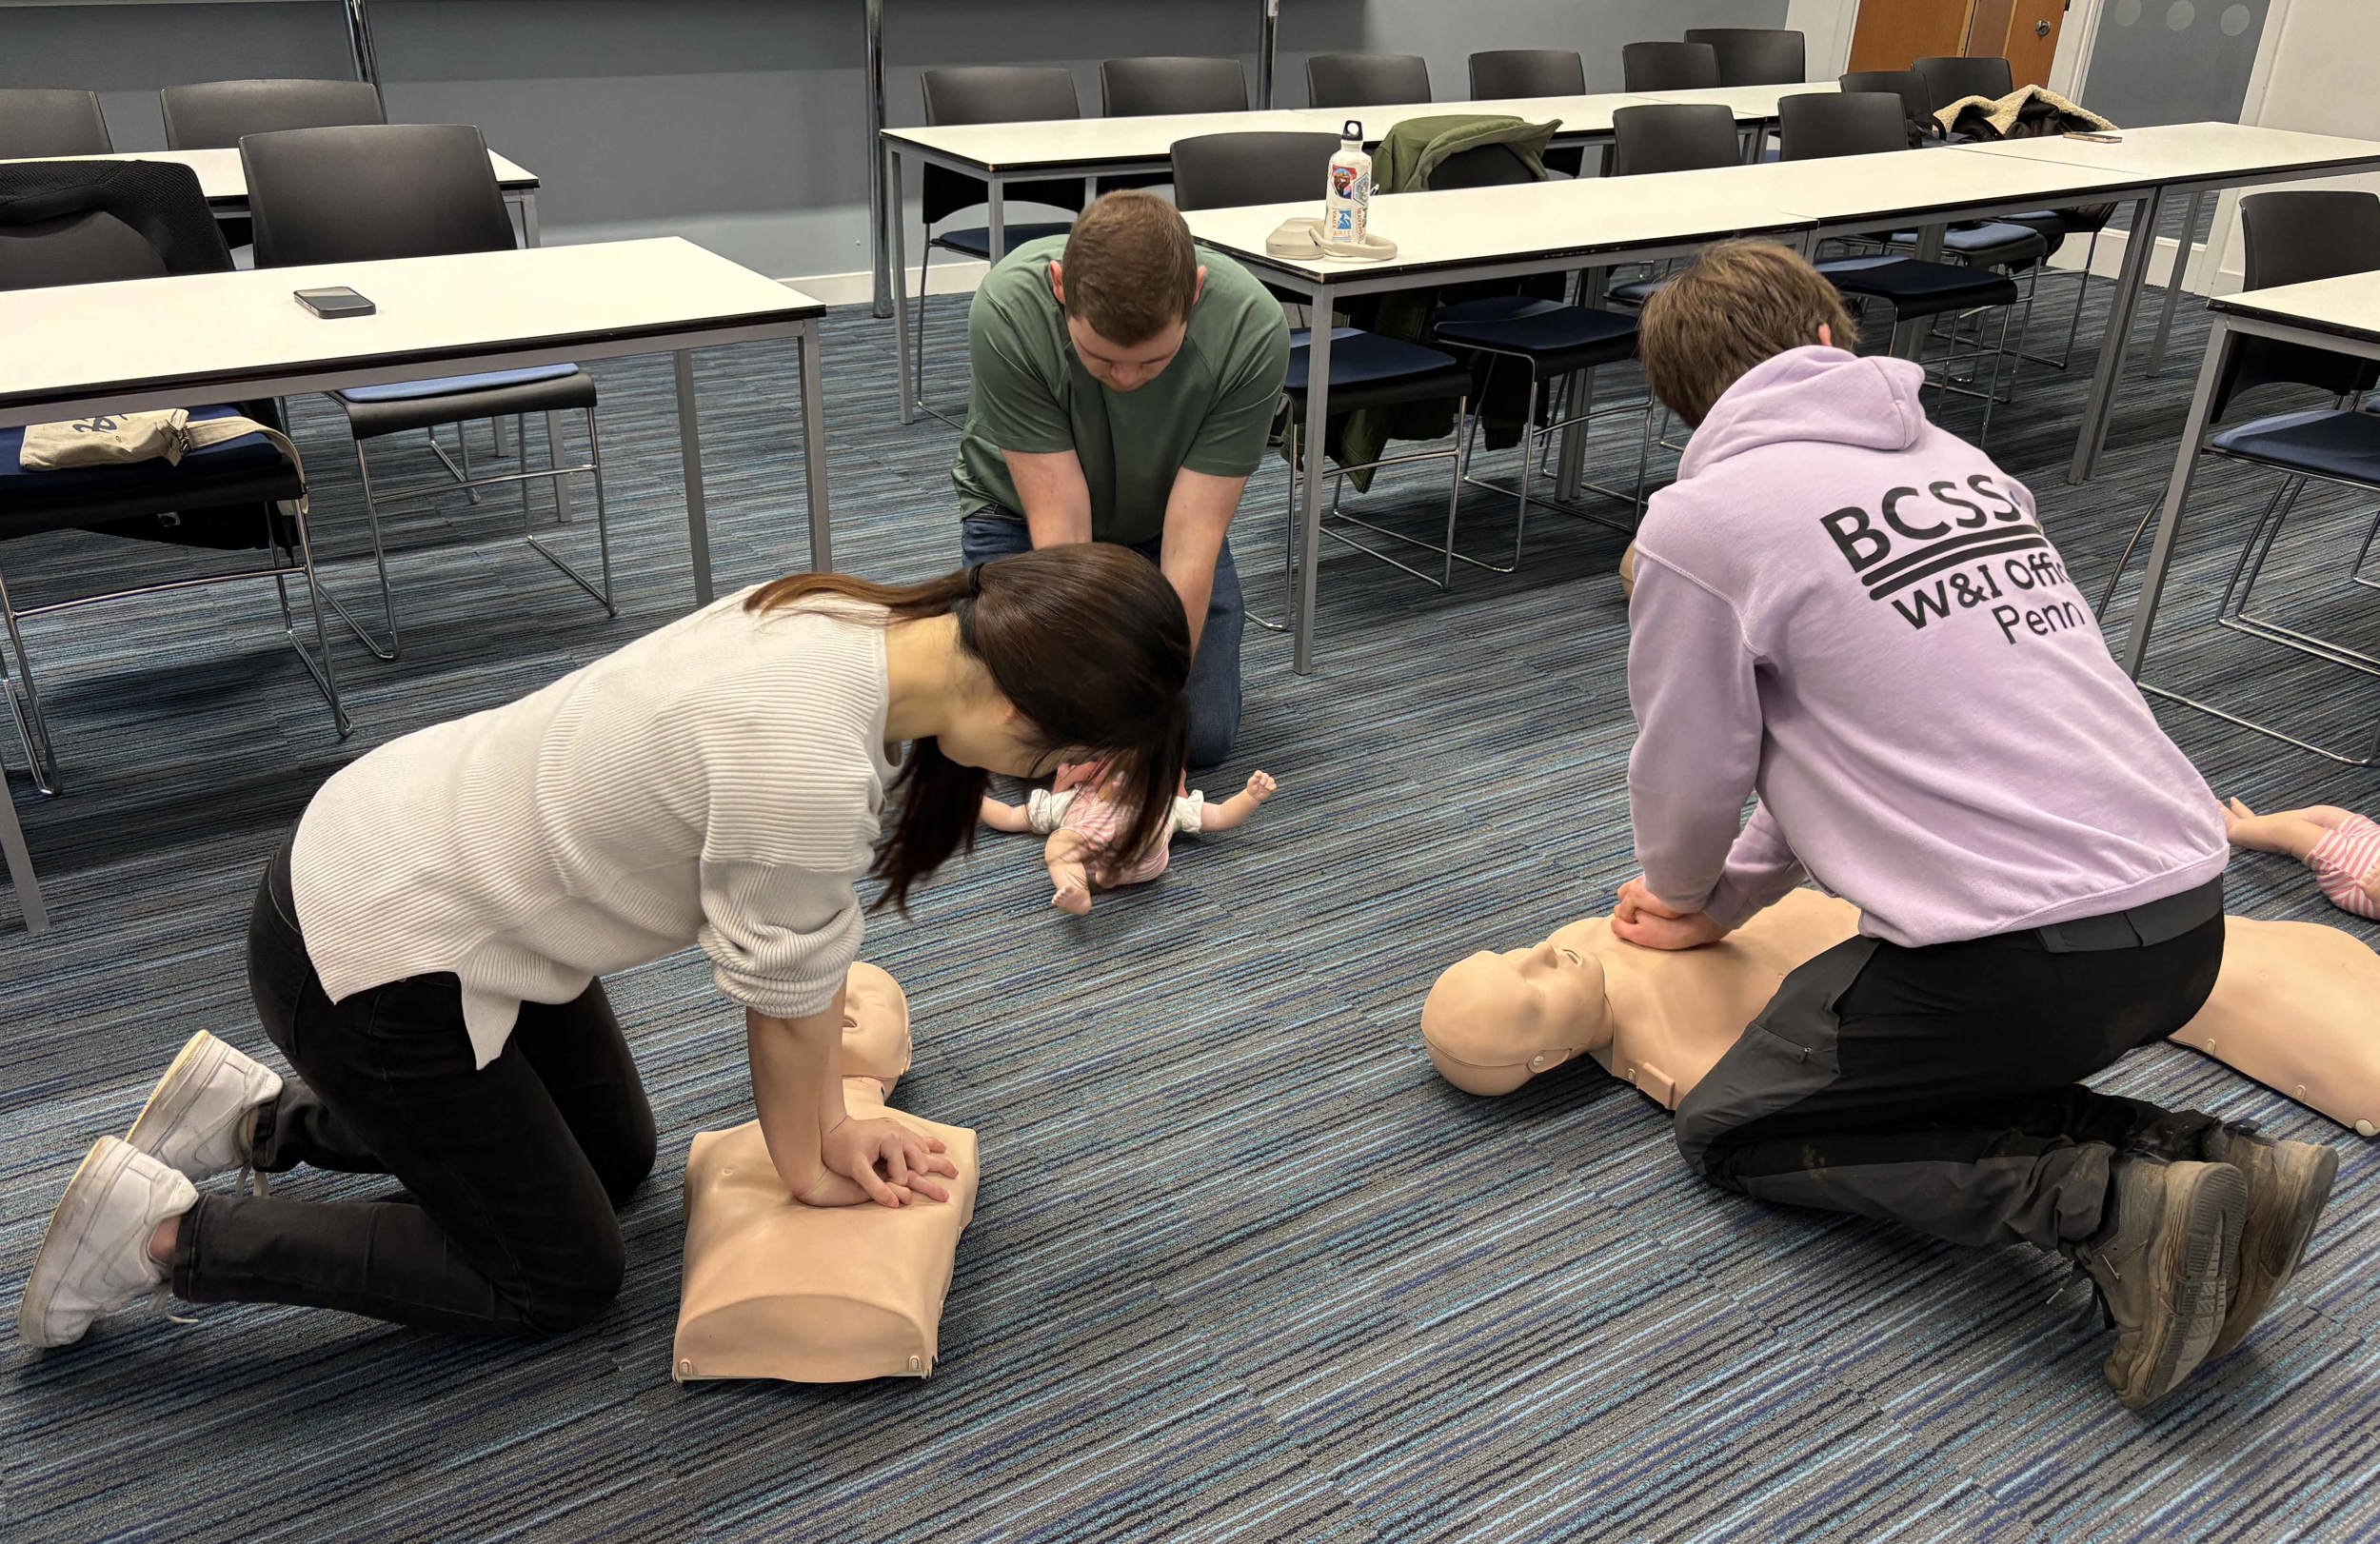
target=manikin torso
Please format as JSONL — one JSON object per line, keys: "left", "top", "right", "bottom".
{"left": 1423, "top": 889, "right": 2380, "bottom": 1137}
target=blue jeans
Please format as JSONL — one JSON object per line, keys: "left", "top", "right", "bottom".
{"left": 960, "top": 512, "right": 1244, "bottom": 769}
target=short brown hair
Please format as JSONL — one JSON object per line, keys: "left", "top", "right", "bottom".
{"left": 1059, "top": 190, "right": 1200, "bottom": 346}
{"left": 1636, "top": 241, "right": 1858, "bottom": 426}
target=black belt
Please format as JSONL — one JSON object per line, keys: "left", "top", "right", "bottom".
{"left": 2034, "top": 875, "right": 2224, "bottom": 954}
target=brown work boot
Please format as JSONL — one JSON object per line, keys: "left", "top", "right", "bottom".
{"left": 2066, "top": 1154, "right": 2247, "bottom": 1409}
{"left": 2198, "top": 1121, "right": 2337, "bottom": 1358}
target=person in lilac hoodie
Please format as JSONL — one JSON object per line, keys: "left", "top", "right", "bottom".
{"left": 1615, "top": 242, "right": 2335, "bottom": 1408}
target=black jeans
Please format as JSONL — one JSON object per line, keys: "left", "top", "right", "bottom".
{"left": 172, "top": 843, "right": 658, "bottom": 1336}
{"left": 1675, "top": 879, "right": 2227, "bottom": 1252}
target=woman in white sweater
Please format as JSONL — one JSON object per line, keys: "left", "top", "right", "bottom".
{"left": 20, "top": 545, "right": 1190, "bottom": 1346}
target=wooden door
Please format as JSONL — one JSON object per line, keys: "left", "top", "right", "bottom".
{"left": 1848, "top": 0, "right": 1975, "bottom": 72}
{"left": 1998, "top": 0, "right": 2068, "bottom": 89}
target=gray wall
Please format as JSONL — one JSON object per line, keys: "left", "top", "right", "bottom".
{"left": 0, "top": 0, "right": 1788, "bottom": 282}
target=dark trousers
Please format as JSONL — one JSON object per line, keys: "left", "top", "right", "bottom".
{"left": 1675, "top": 880, "right": 2227, "bottom": 1252}
{"left": 172, "top": 844, "right": 658, "bottom": 1336}
{"left": 960, "top": 510, "right": 1244, "bottom": 769}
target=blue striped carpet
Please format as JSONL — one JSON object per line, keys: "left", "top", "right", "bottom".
{"left": 5, "top": 262, "right": 2378, "bottom": 1543}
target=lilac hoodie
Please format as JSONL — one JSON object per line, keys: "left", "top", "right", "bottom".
{"left": 1626, "top": 346, "right": 2225, "bottom": 945}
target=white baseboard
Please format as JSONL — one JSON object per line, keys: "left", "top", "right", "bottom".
{"left": 2048, "top": 226, "right": 2245, "bottom": 297}
{"left": 777, "top": 258, "right": 990, "bottom": 309}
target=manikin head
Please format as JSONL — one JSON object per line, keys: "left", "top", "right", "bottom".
{"left": 1421, "top": 938, "right": 1616, "bottom": 1096}
{"left": 1046, "top": 191, "right": 1208, "bottom": 393}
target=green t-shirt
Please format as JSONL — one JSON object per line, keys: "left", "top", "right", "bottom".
{"left": 951, "top": 235, "right": 1292, "bottom": 546}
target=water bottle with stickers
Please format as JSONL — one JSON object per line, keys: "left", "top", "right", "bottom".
{"left": 1325, "top": 120, "right": 1371, "bottom": 247}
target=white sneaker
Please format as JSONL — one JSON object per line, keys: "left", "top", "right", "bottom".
{"left": 17, "top": 1137, "right": 195, "bottom": 1349}
{"left": 125, "top": 1031, "right": 282, "bottom": 1192}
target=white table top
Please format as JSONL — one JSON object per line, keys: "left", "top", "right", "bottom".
{"left": 0, "top": 237, "right": 817, "bottom": 425}
{"left": 1619, "top": 82, "right": 1841, "bottom": 119}
{"left": 2213, "top": 270, "right": 2380, "bottom": 345}
{"left": 1660, "top": 146, "right": 2152, "bottom": 228}
{"left": 1292, "top": 94, "right": 1640, "bottom": 143}
{"left": 1180, "top": 175, "right": 1809, "bottom": 285}
{"left": 882, "top": 109, "right": 1325, "bottom": 172}
{"left": 1954, "top": 122, "right": 2380, "bottom": 185}
{"left": 0, "top": 147, "right": 539, "bottom": 199}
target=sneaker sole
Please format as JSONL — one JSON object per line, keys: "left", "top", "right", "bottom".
{"left": 2210, "top": 1143, "right": 2339, "bottom": 1359}
{"left": 16, "top": 1139, "right": 131, "bottom": 1350}
{"left": 124, "top": 1031, "right": 226, "bottom": 1173}
{"left": 2125, "top": 1160, "right": 2249, "bottom": 1409}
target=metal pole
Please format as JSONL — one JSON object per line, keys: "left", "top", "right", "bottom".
{"left": 868, "top": 0, "right": 893, "bottom": 318}
{"left": 343, "top": 0, "right": 381, "bottom": 88}
{"left": 1259, "top": 0, "right": 1280, "bottom": 109}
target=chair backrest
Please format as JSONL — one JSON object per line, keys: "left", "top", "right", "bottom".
{"left": 919, "top": 66, "right": 1083, "bottom": 228}
{"left": 0, "top": 160, "right": 229, "bottom": 289}
{"left": 0, "top": 89, "right": 112, "bottom": 158}
{"left": 1913, "top": 55, "right": 2014, "bottom": 112}
{"left": 1683, "top": 28, "right": 1806, "bottom": 87}
{"left": 1424, "top": 142, "right": 1545, "bottom": 190}
{"left": 1839, "top": 69, "right": 1933, "bottom": 133}
{"left": 243, "top": 124, "right": 514, "bottom": 267}
{"left": 1169, "top": 130, "right": 1339, "bottom": 212}
{"left": 1621, "top": 42, "right": 1721, "bottom": 93}
{"left": 1779, "top": 91, "right": 1908, "bottom": 162}
{"left": 1101, "top": 56, "right": 1247, "bottom": 117}
{"left": 160, "top": 78, "right": 384, "bottom": 150}
{"left": 2215, "top": 190, "right": 2380, "bottom": 416}
{"left": 1468, "top": 49, "right": 1585, "bottom": 100}
{"left": 1610, "top": 104, "right": 1743, "bottom": 177}
{"left": 1306, "top": 53, "right": 1431, "bottom": 109}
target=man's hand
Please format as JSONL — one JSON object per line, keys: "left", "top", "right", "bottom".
{"left": 810, "top": 1116, "right": 958, "bottom": 1208}
{"left": 1613, "top": 875, "right": 1728, "bottom": 951}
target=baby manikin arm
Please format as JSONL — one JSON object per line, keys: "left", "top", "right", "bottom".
{"left": 675, "top": 963, "right": 981, "bottom": 1383}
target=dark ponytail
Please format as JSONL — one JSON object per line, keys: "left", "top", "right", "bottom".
{"left": 747, "top": 545, "right": 1192, "bottom": 911}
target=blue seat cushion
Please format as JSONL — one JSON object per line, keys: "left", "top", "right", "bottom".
{"left": 1285, "top": 327, "right": 1473, "bottom": 416}
{"left": 1816, "top": 255, "right": 2021, "bottom": 318}
{"left": 930, "top": 221, "right": 1076, "bottom": 261}
{"left": 0, "top": 405, "right": 300, "bottom": 534}
{"left": 338, "top": 365, "right": 580, "bottom": 404}
{"left": 1430, "top": 297, "right": 1639, "bottom": 376}
{"left": 1884, "top": 220, "right": 2053, "bottom": 270}
{"left": 2210, "top": 407, "right": 2380, "bottom": 484}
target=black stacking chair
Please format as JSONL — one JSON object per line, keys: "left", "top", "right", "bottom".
{"left": 1468, "top": 49, "right": 1588, "bottom": 177}
{"left": 1621, "top": 42, "right": 1722, "bottom": 93}
{"left": 1840, "top": 70, "right": 1936, "bottom": 140}
{"left": 1306, "top": 53, "right": 1432, "bottom": 109}
{"left": 1683, "top": 28, "right": 1807, "bottom": 87}
{"left": 2101, "top": 189, "right": 2380, "bottom": 763}
{"left": 1170, "top": 130, "right": 1474, "bottom": 614}
{"left": 244, "top": 125, "right": 612, "bottom": 660}
{"left": 912, "top": 66, "right": 1083, "bottom": 420}
{"left": 0, "top": 89, "right": 112, "bottom": 158}
{"left": 160, "top": 78, "right": 386, "bottom": 250}
{"left": 1782, "top": 92, "right": 2042, "bottom": 443}
{"left": 1603, "top": 105, "right": 1747, "bottom": 311}
{"left": 1914, "top": 55, "right": 2015, "bottom": 113}
{"left": 1099, "top": 56, "right": 1247, "bottom": 193}
{"left": 0, "top": 160, "right": 343, "bottom": 794}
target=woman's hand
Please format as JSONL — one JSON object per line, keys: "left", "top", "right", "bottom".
{"left": 1612, "top": 875, "right": 1728, "bottom": 952}
{"left": 813, "top": 1116, "right": 959, "bottom": 1208}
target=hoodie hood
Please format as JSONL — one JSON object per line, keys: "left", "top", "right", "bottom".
{"left": 1678, "top": 346, "right": 1929, "bottom": 481}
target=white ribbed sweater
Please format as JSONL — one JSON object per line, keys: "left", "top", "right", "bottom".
{"left": 290, "top": 592, "right": 895, "bottom": 1069}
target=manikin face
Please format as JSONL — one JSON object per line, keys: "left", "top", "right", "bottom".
{"left": 1048, "top": 260, "right": 1204, "bottom": 392}
{"left": 1480, "top": 939, "right": 1611, "bottom": 1039}
{"left": 1422, "top": 936, "right": 1615, "bottom": 1095}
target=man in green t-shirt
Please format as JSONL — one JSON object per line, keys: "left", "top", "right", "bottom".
{"left": 954, "top": 190, "right": 1291, "bottom": 768}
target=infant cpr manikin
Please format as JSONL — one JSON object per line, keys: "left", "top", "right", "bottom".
{"left": 675, "top": 962, "right": 980, "bottom": 1383}
{"left": 1424, "top": 889, "right": 2380, "bottom": 1137}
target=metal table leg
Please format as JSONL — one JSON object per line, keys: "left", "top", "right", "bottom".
{"left": 2068, "top": 187, "right": 2166, "bottom": 485}
{"left": 892, "top": 147, "right": 916, "bottom": 426}
{"left": 1555, "top": 266, "right": 1610, "bottom": 502}
{"left": 867, "top": 0, "right": 892, "bottom": 318}
{"left": 1293, "top": 317, "right": 1333, "bottom": 676}
{"left": 676, "top": 348, "right": 715, "bottom": 606}
{"left": 2118, "top": 316, "right": 2232, "bottom": 677}
{"left": 1259, "top": 0, "right": 1280, "bottom": 109}
{"left": 2146, "top": 188, "right": 2207, "bottom": 376}
{"left": 0, "top": 777, "right": 47, "bottom": 934}
{"left": 343, "top": 0, "right": 380, "bottom": 86}
{"left": 798, "top": 320, "right": 834, "bottom": 573}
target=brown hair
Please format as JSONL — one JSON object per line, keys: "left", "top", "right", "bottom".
{"left": 746, "top": 547, "right": 1191, "bottom": 911}
{"left": 1636, "top": 240, "right": 1859, "bottom": 426}
{"left": 1058, "top": 190, "right": 1200, "bottom": 346}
